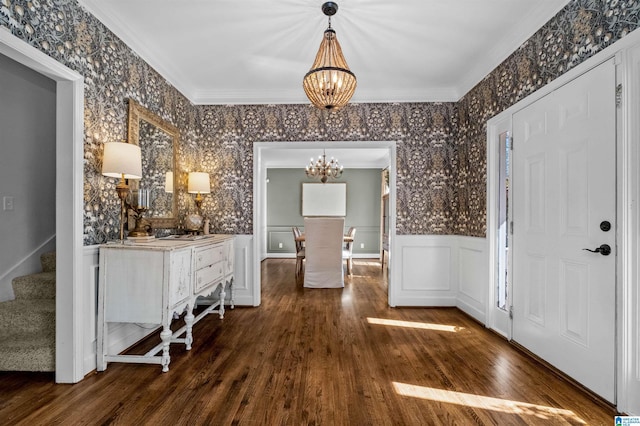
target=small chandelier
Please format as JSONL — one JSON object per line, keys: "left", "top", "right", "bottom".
{"left": 306, "top": 150, "right": 343, "bottom": 183}
{"left": 303, "top": 2, "right": 357, "bottom": 110}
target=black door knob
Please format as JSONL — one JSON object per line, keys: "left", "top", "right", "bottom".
{"left": 582, "top": 244, "right": 611, "bottom": 256}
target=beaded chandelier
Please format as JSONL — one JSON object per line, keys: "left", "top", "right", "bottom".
{"left": 302, "top": 2, "right": 357, "bottom": 110}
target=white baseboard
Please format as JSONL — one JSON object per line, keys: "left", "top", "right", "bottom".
{"left": 393, "top": 295, "right": 458, "bottom": 306}
{"left": 456, "top": 298, "right": 486, "bottom": 324}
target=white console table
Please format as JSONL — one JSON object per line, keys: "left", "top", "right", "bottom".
{"left": 97, "top": 234, "right": 234, "bottom": 372}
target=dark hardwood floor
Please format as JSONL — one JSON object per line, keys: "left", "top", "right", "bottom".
{"left": 0, "top": 259, "right": 616, "bottom": 425}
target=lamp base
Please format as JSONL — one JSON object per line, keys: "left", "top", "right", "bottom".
{"left": 128, "top": 229, "right": 151, "bottom": 237}
{"left": 184, "top": 213, "right": 203, "bottom": 232}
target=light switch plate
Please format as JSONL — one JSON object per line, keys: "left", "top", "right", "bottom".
{"left": 3, "top": 196, "right": 14, "bottom": 211}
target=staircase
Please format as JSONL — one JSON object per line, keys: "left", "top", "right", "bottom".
{"left": 0, "top": 252, "right": 56, "bottom": 372}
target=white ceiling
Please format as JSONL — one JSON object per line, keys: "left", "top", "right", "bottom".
{"left": 78, "top": 0, "right": 571, "bottom": 105}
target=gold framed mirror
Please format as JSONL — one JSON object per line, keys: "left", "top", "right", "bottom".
{"left": 127, "top": 99, "right": 179, "bottom": 229}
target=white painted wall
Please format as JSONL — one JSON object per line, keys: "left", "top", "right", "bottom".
{"left": 0, "top": 53, "right": 56, "bottom": 301}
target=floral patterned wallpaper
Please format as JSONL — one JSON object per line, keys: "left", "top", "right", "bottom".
{"left": 456, "top": 0, "right": 640, "bottom": 236}
{"left": 193, "top": 103, "right": 458, "bottom": 235}
{"left": 1, "top": 0, "right": 639, "bottom": 244}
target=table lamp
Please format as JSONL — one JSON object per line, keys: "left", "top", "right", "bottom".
{"left": 186, "top": 172, "right": 210, "bottom": 232}
{"left": 102, "top": 142, "right": 142, "bottom": 241}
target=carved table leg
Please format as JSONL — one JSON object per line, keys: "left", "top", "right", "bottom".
{"left": 160, "top": 325, "right": 172, "bottom": 372}
{"left": 229, "top": 279, "right": 235, "bottom": 309}
{"left": 185, "top": 305, "right": 194, "bottom": 351}
{"left": 219, "top": 285, "right": 226, "bottom": 319}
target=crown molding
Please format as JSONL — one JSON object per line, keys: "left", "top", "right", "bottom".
{"left": 190, "top": 86, "right": 460, "bottom": 105}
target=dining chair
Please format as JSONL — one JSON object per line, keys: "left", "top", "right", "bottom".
{"left": 303, "top": 217, "right": 345, "bottom": 288}
{"left": 292, "top": 226, "right": 305, "bottom": 278}
{"left": 342, "top": 226, "right": 356, "bottom": 276}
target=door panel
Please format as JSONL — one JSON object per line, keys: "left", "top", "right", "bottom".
{"left": 524, "top": 255, "right": 546, "bottom": 326}
{"left": 525, "top": 153, "right": 546, "bottom": 233}
{"left": 512, "top": 59, "right": 616, "bottom": 402}
{"left": 559, "top": 259, "right": 589, "bottom": 345}
{"left": 562, "top": 144, "right": 589, "bottom": 234}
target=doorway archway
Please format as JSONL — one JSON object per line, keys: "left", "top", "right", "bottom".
{"left": 253, "top": 141, "right": 397, "bottom": 306}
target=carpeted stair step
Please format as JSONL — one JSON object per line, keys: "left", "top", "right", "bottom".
{"left": 0, "top": 299, "right": 55, "bottom": 335}
{"left": 0, "top": 251, "right": 56, "bottom": 372}
{"left": 11, "top": 271, "right": 56, "bottom": 300}
{"left": 0, "top": 330, "right": 55, "bottom": 372}
{"left": 40, "top": 251, "right": 56, "bottom": 273}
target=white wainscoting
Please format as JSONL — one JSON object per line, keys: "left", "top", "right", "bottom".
{"left": 265, "top": 225, "right": 380, "bottom": 259}
{"left": 392, "top": 235, "right": 488, "bottom": 323}
{"left": 81, "top": 235, "right": 253, "bottom": 375}
{"left": 82, "top": 246, "right": 98, "bottom": 374}
{"left": 230, "top": 235, "right": 254, "bottom": 306}
{"left": 456, "top": 237, "right": 489, "bottom": 324}
{"left": 84, "top": 235, "right": 486, "bottom": 375}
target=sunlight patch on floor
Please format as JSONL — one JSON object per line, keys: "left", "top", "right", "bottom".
{"left": 392, "top": 382, "right": 586, "bottom": 424}
{"left": 367, "top": 317, "right": 463, "bottom": 332}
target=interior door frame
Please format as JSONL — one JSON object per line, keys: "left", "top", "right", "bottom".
{"left": 253, "top": 141, "right": 397, "bottom": 307}
{"left": 487, "top": 28, "right": 640, "bottom": 413}
{"left": 0, "top": 30, "right": 85, "bottom": 383}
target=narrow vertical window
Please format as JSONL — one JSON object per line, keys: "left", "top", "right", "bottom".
{"left": 497, "top": 131, "right": 510, "bottom": 311}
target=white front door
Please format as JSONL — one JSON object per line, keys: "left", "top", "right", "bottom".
{"left": 512, "top": 59, "right": 616, "bottom": 402}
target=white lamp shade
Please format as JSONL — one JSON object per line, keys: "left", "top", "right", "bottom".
{"left": 102, "top": 142, "right": 142, "bottom": 180}
{"left": 164, "top": 171, "right": 174, "bottom": 193}
{"left": 188, "top": 172, "right": 211, "bottom": 194}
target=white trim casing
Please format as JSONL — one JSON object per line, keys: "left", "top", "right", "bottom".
{"left": 0, "top": 28, "right": 85, "bottom": 384}
{"left": 618, "top": 40, "right": 640, "bottom": 416}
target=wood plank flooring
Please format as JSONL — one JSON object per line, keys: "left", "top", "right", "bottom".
{"left": 0, "top": 259, "right": 617, "bottom": 425}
